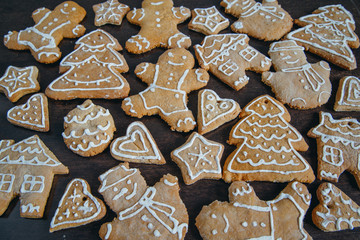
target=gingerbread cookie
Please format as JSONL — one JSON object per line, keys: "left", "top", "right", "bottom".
{"left": 62, "top": 100, "right": 116, "bottom": 157}
{"left": 221, "top": 0, "right": 293, "bottom": 41}
{"left": 196, "top": 181, "right": 312, "bottom": 239}
{"left": 194, "top": 34, "right": 271, "bottom": 91}
{"left": 198, "top": 89, "right": 241, "bottom": 134}
{"left": 122, "top": 48, "right": 209, "bottom": 132}
{"left": 4, "top": 1, "right": 86, "bottom": 64}
{"left": 171, "top": 132, "right": 224, "bottom": 185}
{"left": 0, "top": 135, "right": 69, "bottom": 218}
{"left": 262, "top": 40, "right": 331, "bottom": 109}
{"left": 98, "top": 163, "right": 189, "bottom": 240}
{"left": 286, "top": 4, "right": 359, "bottom": 70}
{"left": 93, "top": 0, "right": 130, "bottom": 26}
{"left": 45, "top": 29, "right": 130, "bottom": 100}
{"left": 223, "top": 95, "right": 315, "bottom": 183}
{"left": 7, "top": 93, "right": 49, "bottom": 132}
{"left": 313, "top": 182, "right": 360, "bottom": 232}
{"left": 334, "top": 76, "right": 360, "bottom": 111}
{"left": 188, "top": 6, "right": 229, "bottom": 35}
{"left": 125, "top": 0, "right": 191, "bottom": 54}
{"left": 50, "top": 178, "right": 106, "bottom": 232}
{"left": 0, "top": 66, "right": 39, "bottom": 102}
{"left": 308, "top": 112, "right": 360, "bottom": 188}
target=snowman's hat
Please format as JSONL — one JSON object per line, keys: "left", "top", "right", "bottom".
{"left": 269, "top": 40, "right": 304, "bottom": 52}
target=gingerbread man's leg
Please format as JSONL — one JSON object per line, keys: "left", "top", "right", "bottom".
{"left": 122, "top": 94, "right": 157, "bottom": 118}
{"left": 160, "top": 110, "right": 196, "bottom": 132}
{"left": 3, "top": 31, "right": 27, "bottom": 50}
{"left": 126, "top": 34, "right": 155, "bottom": 54}
{"left": 167, "top": 32, "right": 191, "bottom": 49}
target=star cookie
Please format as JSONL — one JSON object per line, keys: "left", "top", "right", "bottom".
{"left": 171, "top": 132, "right": 224, "bottom": 185}
{"left": 188, "top": 6, "right": 229, "bottom": 35}
{"left": 334, "top": 76, "right": 360, "bottom": 111}
{"left": 7, "top": 93, "right": 49, "bottom": 132}
{"left": 93, "top": 0, "right": 130, "bottom": 26}
{"left": 0, "top": 66, "right": 40, "bottom": 102}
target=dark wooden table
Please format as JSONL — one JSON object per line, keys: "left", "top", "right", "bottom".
{"left": 0, "top": 0, "right": 359, "bottom": 239}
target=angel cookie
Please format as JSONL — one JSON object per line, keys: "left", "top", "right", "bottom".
{"left": 93, "top": 0, "right": 130, "bottom": 26}
{"left": 121, "top": 48, "right": 209, "bottom": 132}
{"left": 125, "top": 0, "right": 191, "bottom": 54}
{"left": 98, "top": 163, "right": 189, "bottom": 240}
{"left": 220, "top": 0, "right": 293, "bottom": 41}
{"left": 4, "top": 1, "right": 86, "bottom": 64}
{"left": 194, "top": 34, "right": 271, "bottom": 91}
{"left": 196, "top": 181, "right": 312, "bottom": 239}
{"left": 334, "top": 76, "right": 360, "bottom": 111}
{"left": 188, "top": 6, "right": 229, "bottom": 35}
{"left": 262, "top": 40, "right": 331, "bottom": 109}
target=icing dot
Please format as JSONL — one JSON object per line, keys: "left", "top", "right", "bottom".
{"left": 113, "top": 187, "right": 118, "bottom": 192}
{"left": 156, "top": 24, "right": 161, "bottom": 28}
{"left": 54, "top": 18, "right": 58, "bottom": 22}
{"left": 261, "top": 222, "right": 266, "bottom": 227}
{"left": 156, "top": 18, "right": 160, "bottom": 22}
{"left": 242, "top": 222, "right": 248, "bottom": 227}
{"left": 127, "top": 179, "right": 132, "bottom": 184}
{"left": 154, "top": 230, "right": 161, "bottom": 237}
{"left": 212, "top": 230, "right": 218, "bottom": 235}
{"left": 211, "top": 214, "right": 217, "bottom": 219}
{"left": 141, "top": 215, "right": 148, "bottom": 221}
{"left": 64, "top": 3, "right": 68, "bottom": 7}
{"left": 252, "top": 221, "right": 257, "bottom": 227}
{"left": 155, "top": 11, "right": 160, "bottom": 15}
{"left": 148, "top": 223, "right": 154, "bottom": 229}
{"left": 150, "top": 88, "right": 155, "bottom": 92}
{"left": 175, "top": 94, "right": 179, "bottom": 98}
{"left": 72, "top": 7, "right": 76, "bottom": 11}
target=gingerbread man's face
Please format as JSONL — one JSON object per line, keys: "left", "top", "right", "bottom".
{"left": 143, "top": 0, "right": 173, "bottom": 8}
{"left": 159, "top": 48, "right": 195, "bottom": 71}
{"left": 56, "top": 1, "right": 83, "bottom": 17}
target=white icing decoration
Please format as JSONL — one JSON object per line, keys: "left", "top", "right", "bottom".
{"left": 176, "top": 118, "right": 196, "bottom": 128}
{"left": 21, "top": 203, "right": 40, "bottom": 213}
{"left": 233, "top": 21, "right": 243, "bottom": 30}
{"left": 128, "top": 35, "right": 150, "bottom": 50}
{"left": 0, "top": 66, "right": 37, "bottom": 98}
{"left": 320, "top": 170, "right": 338, "bottom": 180}
{"left": 232, "top": 184, "right": 252, "bottom": 196}
{"left": 0, "top": 173, "right": 15, "bottom": 193}
{"left": 20, "top": 175, "right": 45, "bottom": 193}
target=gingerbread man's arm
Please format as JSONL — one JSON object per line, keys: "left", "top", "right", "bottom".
{"left": 228, "top": 182, "right": 266, "bottom": 207}
{"left": 180, "top": 68, "right": 209, "bottom": 93}
{"left": 126, "top": 8, "right": 145, "bottom": 26}
{"left": 61, "top": 23, "right": 86, "bottom": 39}
{"left": 172, "top": 7, "right": 191, "bottom": 24}
{"left": 134, "top": 62, "right": 157, "bottom": 85}
{"left": 262, "top": 0, "right": 279, "bottom": 6}
{"left": 32, "top": 7, "right": 51, "bottom": 24}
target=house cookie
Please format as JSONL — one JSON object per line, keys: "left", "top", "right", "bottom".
{"left": 334, "top": 76, "right": 360, "bottom": 111}
{"left": 194, "top": 34, "right": 271, "bottom": 91}
{"left": 50, "top": 178, "right": 106, "bottom": 232}
{"left": 93, "top": 0, "right": 130, "bottom": 26}
{"left": 0, "top": 66, "right": 39, "bottom": 102}
{"left": 45, "top": 29, "right": 130, "bottom": 100}
{"left": 0, "top": 135, "right": 69, "bottom": 218}
{"left": 110, "top": 121, "right": 165, "bottom": 164}
{"left": 125, "top": 0, "right": 191, "bottom": 54}
{"left": 262, "top": 40, "right": 331, "bottom": 109}
{"left": 313, "top": 182, "right": 360, "bottom": 232}
{"left": 286, "top": 4, "right": 359, "bottom": 70}
{"left": 98, "top": 163, "right": 189, "bottom": 240}
{"left": 121, "top": 48, "right": 209, "bottom": 132}
{"left": 308, "top": 112, "right": 360, "bottom": 188}
{"left": 198, "top": 89, "right": 241, "bottom": 134}
{"left": 62, "top": 100, "right": 116, "bottom": 157}
{"left": 188, "top": 6, "right": 229, "bottom": 35}
{"left": 4, "top": 1, "right": 86, "bottom": 64}
{"left": 220, "top": 0, "right": 293, "bottom": 41}
{"left": 223, "top": 95, "right": 315, "bottom": 183}
{"left": 196, "top": 181, "right": 312, "bottom": 239}
{"left": 7, "top": 93, "right": 49, "bottom": 132}
{"left": 171, "top": 132, "right": 224, "bottom": 185}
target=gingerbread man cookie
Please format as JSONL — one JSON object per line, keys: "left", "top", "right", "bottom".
{"left": 4, "top": 1, "right": 86, "bottom": 64}
{"left": 121, "top": 48, "right": 209, "bottom": 132}
{"left": 125, "top": 0, "right": 191, "bottom": 54}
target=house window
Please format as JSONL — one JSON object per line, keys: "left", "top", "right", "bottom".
{"left": 20, "top": 175, "right": 45, "bottom": 193}
{"left": 218, "top": 59, "right": 239, "bottom": 76}
{"left": 239, "top": 46, "right": 258, "bottom": 62}
{"left": 0, "top": 173, "right": 15, "bottom": 193}
{"left": 322, "top": 145, "right": 344, "bottom": 167}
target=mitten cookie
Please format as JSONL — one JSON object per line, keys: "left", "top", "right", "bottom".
{"left": 93, "top": 0, "right": 130, "bottom": 26}
{"left": 188, "top": 6, "right": 229, "bottom": 35}
{"left": 46, "top": 29, "right": 130, "bottom": 100}
{"left": 196, "top": 181, "right": 312, "bottom": 239}
{"left": 308, "top": 112, "right": 360, "bottom": 188}
{"left": 125, "top": 0, "right": 191, "bottom": 54}
{"left": 221, "top": 0, "right": 293, "bottom": 41}
{"left": 4, "top": 1, "right": 86, "bottom": 63}
{"left": 286, "top": 4, "right": 359, "bottom": 70}
{"left": 334, "top": 76, "right": 360, "bottom": 111}
{"left": 122, "top": 48, "right": 209, "bottom": 132}
{"left": 262, "top": 40, "right": 331, "bottom": 109}
{"left": 98, "top": 163, "right": 189, "bottom": 240}
{"left": 194, "top": 34, "right": 271, "bottom": 90}
{"left": 223, "top": 95, "right": 315, "bottom": 183}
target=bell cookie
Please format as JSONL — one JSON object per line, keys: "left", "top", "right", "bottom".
{"left": 196, "top": 181, "right": 312, "bottom": 239}
{"left": 194, "top": 33, "right": 271, "bottom": 91}
{"left": 171, "top": 132, "right": 224, "bottom": 185}
{"left": 110, "top": 121, "right": 165, "bottom": 164}
{"left": 312, "top": 182, "right": 360, "bottom": 232}
{"left": 286, "top": 4, "right": 359, "bottom": 70}
{"left": 334, "top": 76, "right": 360, "bottom": 111}
{"left": 0, "top": 66, "right": 39, "bottom": 102}
{"left": 98, "top": 163, "right": 189, "bottom": 240}
{"left": 198, "top": 89, "right": 241, "bottom": 134}
{"left": 262, "top": 40, "right": 331, "bottom": 109}
{"left": 62, "top": 100, "right": 116, "bottom": 157}
{"left": 50, "top": 178, "right": 106, "bottom": 232}
{"left": 7, "top": 93, "right": 49, "bottom": 132}
{"left": 121, "top": 48, "right": 209, "bottom": 132}
{"left": 0, "top": 135, "right": 69, "bottom": 218}
{"left": 45, "top": 29, "right": 130, "bottom": 100}
{"left": 220, "top": 0, "right": 293, "bottom": 41}
{"left": 308, "top": 112, "right": 360, "bottom": 188}
{"left": 125, "top": 0, "right": 191, "bottom": 54}
{"left": 223, "top": 95, "right": 315, "bottom": 183}
{"left": 188, "top": 6, "right": 229, "bottom": 35}
{"left": 3, "top": 1, "right": 86, "bottom": 64}
{"left": 93, "top": 0, "right": 130, "bottom": 26}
